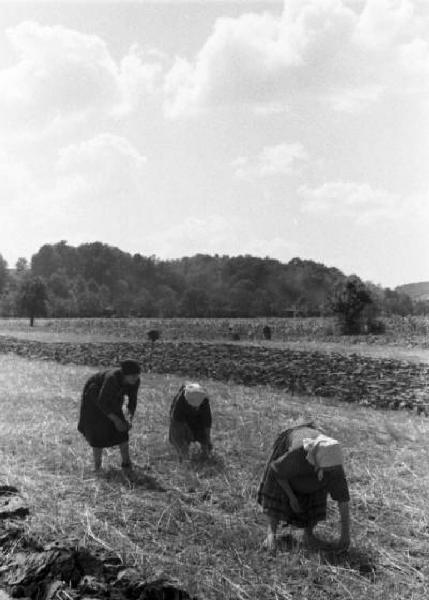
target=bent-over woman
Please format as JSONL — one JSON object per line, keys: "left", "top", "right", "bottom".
{"left": 78, "top": 359, "right": 141, "bottom": 473}
{"left": 257, "top": 422, "right": 350, "bottom": 553}
{"left": 169, "top": 382, "right": 212, "bottom": 460}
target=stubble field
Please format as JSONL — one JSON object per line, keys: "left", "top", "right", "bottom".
{"left": 0, "top": 317, "right": 428, "bottom": 599}
{"left": 0, "top": 353, "right": 428, "bottom": 600}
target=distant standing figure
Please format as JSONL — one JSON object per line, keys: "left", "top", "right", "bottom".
{"left": 257, "top": 422, "right": 350, "bottom": 553}
{"left": 262, "top": 325, "right": 272, "bottom": 340}
{"left": 78, "top": 359, "right": 141, "bottom": 473}
{"left": 228, "top": 325, "right": 240, "bottom": 341}
{"left": 169, "top": 383, "right": 212, "bottom": 460}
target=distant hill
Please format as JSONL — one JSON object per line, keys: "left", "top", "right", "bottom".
{"left": 1, "top": 240, "right": 424, "bottom": 317}
{"left": 396, "top": 282, "right": 429, "bottom": 301}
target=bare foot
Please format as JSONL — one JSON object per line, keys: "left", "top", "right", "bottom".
{"left": 302, "top": 532, "right": 330, "bottom": 550}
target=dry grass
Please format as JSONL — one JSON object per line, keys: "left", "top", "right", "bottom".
{"left": 0, "top": 354, "right": 428, "bottom": 599}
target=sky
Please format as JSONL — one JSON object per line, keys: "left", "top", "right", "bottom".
{"left": 0, "top": 0, "right": 428, "bottom": 288}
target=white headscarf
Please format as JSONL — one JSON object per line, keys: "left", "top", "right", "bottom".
{"left": 303, "top": 434, "right": 343, "bottom": 480}
{"left": 183, "top": 382, "right": 208, "bottom": 407}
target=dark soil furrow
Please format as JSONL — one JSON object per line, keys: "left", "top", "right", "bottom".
{"left": 0, "top": 336, "right": 428, "bottom": 413}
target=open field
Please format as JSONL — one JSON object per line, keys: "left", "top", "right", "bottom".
{"left": 0, "top": 354, "right": 429, "bottom": 600}
{"left": 0, "top": 334, "right": 428, "bottom": 413}
{"left": 0, "top": 316, "right": 429, "bottom": 348}
{"left": 1, "top": 316, "right": 429, "bottom": 369}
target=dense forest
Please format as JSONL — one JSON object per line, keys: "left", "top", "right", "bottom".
{"left": 0, "top": 241, "right": 423, "bottom": 319}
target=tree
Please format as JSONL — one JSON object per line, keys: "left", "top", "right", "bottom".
{"left": 154, "top": 285, "right": 178, "bottom": 317}
{"left": 330, "top": 276, "right": 374, "bottom": 335}
{"left": 383, "top": 288, "right": 414, "bottom": 316}
{"left": 21, "top": 240, "right": 415, "bottom": 318}
{"left": 76, "top": 290, "right": 104, "bottom": 317}
{"left": 130, "top": 288, "right": 155, "bottom": 317}
{"left": 0, "top": 290, "right": 17, "bottom": 317}
{"left": 0, "top": 254, "right": 8, "bottom": 295}
{"left": 17, "top": 276, "right": 48, "bottom": 326}
{"left": 47, "top": 270, "right": 71, "bottom": 298}
{"left": 15, "top": 257, "right": 29, "bottom": 272}
{"left": 179, "top": 287, "right": 209, "bottom": 317}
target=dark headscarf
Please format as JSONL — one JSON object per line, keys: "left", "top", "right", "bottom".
{"left": 120, "top": 359, "right": 141, "bottom": 375}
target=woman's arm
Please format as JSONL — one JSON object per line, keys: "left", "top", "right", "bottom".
{"left": 337, "top": 502, "right": 350, "bottom": 550}
{"left": 96, "top": 373, "right": 129, "bottom": 431}
{"left": 270, "top": 465, "right": 302, "bottom": 513}
{"left": 126, "top": 380, "right": 140, "bottom": 418}
{"left": 337, "top": 501, "right": 350, "bottom": 549}
{"left": 199, "top": 399, "right": 212, "bottom": 429}
{"left": 324, "top": 466, "right": 351, "bottom": 550}
{"left": 170, "top": 392, "right": 188, "bottom": 421}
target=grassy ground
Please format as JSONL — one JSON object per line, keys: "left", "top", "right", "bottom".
{"left": 0, "top": 354, "right": 428, "bottom": 599}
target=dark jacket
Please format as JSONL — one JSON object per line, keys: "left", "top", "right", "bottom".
{"left": 78, "top": 368, "right": 140, "bottom": 448}
{"left": 169, "top": 387, "right": 212, "bottom": 435}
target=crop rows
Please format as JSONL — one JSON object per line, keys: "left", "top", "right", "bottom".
{"left": 2, "top": 315, "right": 429, "bottom": 344}
{"left": 0, "top": 336, "right": 428, "bottom": 413}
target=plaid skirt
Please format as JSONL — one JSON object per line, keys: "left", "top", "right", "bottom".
{"left": 257, "top": 424, "right": 327, "bottom": 528}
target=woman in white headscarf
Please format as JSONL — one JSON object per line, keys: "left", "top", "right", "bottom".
{"left": 169, "top": 383, "right": 213, "bottom": 460}
{"left": 257, "top": 422, "right": 350, "bottom": 553}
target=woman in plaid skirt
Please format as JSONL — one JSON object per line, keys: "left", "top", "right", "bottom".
{"left": 257, "top": 422, "right": 350, "bottom": 553}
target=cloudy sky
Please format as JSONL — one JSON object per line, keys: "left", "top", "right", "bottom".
{"left": 0, "top": 0, "right": 428, "bottom": 288}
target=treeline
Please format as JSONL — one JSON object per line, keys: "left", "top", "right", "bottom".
{"left": 0, "top": 241, "right": 424, "bottom": 319}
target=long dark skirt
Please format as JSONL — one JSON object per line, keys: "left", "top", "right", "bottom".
{"left": 169, "top": 421, "right": 210, "bottom": 453}
{"left": 257, "top": 425, "right": 327, "bottom": 528}
{"left": 78, "top": 385, "right": 128, "bottom": 449}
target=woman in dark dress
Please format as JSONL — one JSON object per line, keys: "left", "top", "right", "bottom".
{"left": 169, "top": 383, "right": 212, "bottom": 461}
{"left": 78, "top": 359, "right": 141, "bottom": 473}
{"left": 257, "top": 422, "right": 350, "bottom": 553}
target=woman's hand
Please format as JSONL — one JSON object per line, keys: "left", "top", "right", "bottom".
{"left": 110, "top": 415, "right": 130, "bottom": 432}
{"left": 118, "top": 419, "right": 131, "bottom": 432}
{"left": 335, "top": 535, "right": 350, "bottom": 551}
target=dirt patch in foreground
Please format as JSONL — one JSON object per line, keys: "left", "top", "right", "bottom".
{"left": 0, "top": 487, "right": 195, "bottom": 600}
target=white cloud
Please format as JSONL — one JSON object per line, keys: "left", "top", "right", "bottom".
{"left": 117, "top": 44, "right": 165, "bottom": 114}
{"left": 151, "top": 216, "right": 238, "bottom": 257}
{"left": 0, "top": 21, "right": 162, "bottom": 138}
{"left": 164, "top": 0, "right": 429, "bottom": 117}
{"left": 54, "top": 134, "right": 147, "bottom": 221}
{"left": 147, "top": 215, "right": 298, "bottom": 261}
{"left": 353, "top": 0, "right": 415, "bottom": 48}
{"left": 58, "top": 133, "right": 146, "bottom": 177}
{"left": 298, "top": 180, "right": 429, "bottom": 225}
{"left": 233, "top": 142, "right": 308, "bottom": 179}
{"left": 326, "top": 84, "right": 383, "bottom": 112}
{"left": 0, "top": 152, "right": 38, "bottom": 209}
{"left": 0, "top": 134, "right": 148, "bottom": 260}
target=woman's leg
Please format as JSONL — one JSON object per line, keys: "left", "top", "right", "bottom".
{"left": 169, "top": 421, "right": 192, "bottom": 461}
{"left": 92, "top": 447, "right": 103, "bottom": 471}
{"left": 262, "top": 514, "right": 279, "bottom": 552}
{"left": 119, "top": 441, "right": 132, "bottom": 469}
{"left": 302, "top": 524, "right": 329, "bottom": 548}
{"left": 199, "top": 427, "right": 213, "bottom": 458}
